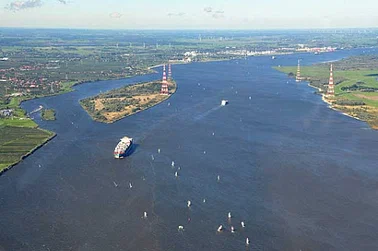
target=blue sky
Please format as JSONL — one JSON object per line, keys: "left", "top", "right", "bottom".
{"left": 0, "top": 0, "right": 377, "bottom": 29}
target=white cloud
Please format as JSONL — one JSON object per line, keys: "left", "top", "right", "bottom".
{"left": 204, "top": 7, "right": 212, "bottom": 13}
{"left": 6, "top": 0, "right": 42, "bottom": 11}
{"left": 109, "top": 12, "right": 122, "bottom": 19}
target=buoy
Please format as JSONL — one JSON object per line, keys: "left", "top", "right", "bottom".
{"left": 241, "top": 221, "right": 245, "bottom": 228}
{"left": 187, "top": 200, "right": 191, "bottom": 207}
{"left": 217, "top": 225, "right": 223, "bottom": 232}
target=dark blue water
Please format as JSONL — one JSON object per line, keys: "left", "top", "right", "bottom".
{"left": 1, "top": 49, "right": 378, "bottom": 251}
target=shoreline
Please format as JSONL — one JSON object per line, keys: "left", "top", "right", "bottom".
{"left": 81, "top": 80, "right": 177, "bottom": 124}
{"left": 0, "top": 130, "right": 56, "bottom": 176}
{"left": 86, "top": 92, "right": 175, "bottom": 124}
{"left": 3, "top": 59, "right": 192, "bottom": 174}
{"left": 2, "top": 53, "right": 307, "bottom": 173}
{"left": 307, "top": 82, "right": 365, "bottom": 122}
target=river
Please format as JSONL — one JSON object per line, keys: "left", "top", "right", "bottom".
{"left": 1, "top": 48, "right": 378, "bottom": 251}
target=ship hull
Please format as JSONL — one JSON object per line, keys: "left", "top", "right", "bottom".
{"left": 114, "top": 142, "right": 133, "bottom": 159}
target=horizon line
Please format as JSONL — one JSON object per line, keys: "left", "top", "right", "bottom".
{"left": 1, "top": 26, "right": 378, "bottom": 31}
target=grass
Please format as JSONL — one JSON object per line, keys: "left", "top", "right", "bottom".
{"left": 41, "top": 109, "right": 56, "bottom": 121}
{"left": 274, "top": 57, "right": 378, "bottom": 129}
{"left": 60, "top": 81, "right": 78, "bottom": 93}
{"left": 0, "top": 126, "right": 54, "bottom": 173}
{"left": 0, "top": 105, "right": 53, "bottom": 173}
{"left": 0, "top": 118, "right": 37, "bottom": 128}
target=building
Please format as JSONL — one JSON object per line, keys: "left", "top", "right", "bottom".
{"left": 0, "top": 109, "right": 13, "bottom": 117}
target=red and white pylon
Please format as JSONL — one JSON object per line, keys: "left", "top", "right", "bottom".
{"left": 168, "top": 64, "right": 172, "bottom": 80}
{"left": 327, "top": 64, "right": 335, "bottom": 97}
{"left": 160, "top": 64, "right": 169, "bottom": 95}
{"left": 296, "top": 59, "right": 301, "bottom": 82}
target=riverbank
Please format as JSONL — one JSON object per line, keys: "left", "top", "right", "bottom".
{"left": 80, "top": 79, "right": 177, "bottom": 123}
{"left": 274, "top": 55, "right": 378, "bottom": 129}
{"left": 0, "top": 126, "right": 56, "bottom": 174}
{"left": 0, "top": 56, "right": 221, "bottom": 173}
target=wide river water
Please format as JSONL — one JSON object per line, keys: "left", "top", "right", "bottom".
{"left": 1, "top": 49, "right": 378, "bottom": 251}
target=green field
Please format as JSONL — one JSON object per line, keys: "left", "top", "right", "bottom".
{"left": 275, "top": 66, "right": 378, "bottom": 105}
{"left": 274, "top": 55, "right": 378, "bottom": 128}
{"left": 0, "top": 125, "right": 54, "bottom": 173}
{"left": 0, "top": 105, "right": 55, "bottom": 173}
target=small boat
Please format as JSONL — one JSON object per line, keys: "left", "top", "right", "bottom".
{"left": 221, "top": 100, "right": 229, "bottom": 106}
{"left": 217, "top": 225, "right": 223, "bottom": 232}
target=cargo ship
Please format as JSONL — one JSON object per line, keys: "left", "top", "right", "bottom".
{"left": 114, "top": 136, "right": 133, "bottom": 159}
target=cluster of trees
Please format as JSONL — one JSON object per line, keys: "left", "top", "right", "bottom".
{"left": 341, "top": 83, "right": 378, "bottom": 92}
{"left": 333, "top": 100, "right": 366, "bottom": 106}
{"left": 80, "top": 99, "right": 95, "bottom": 113}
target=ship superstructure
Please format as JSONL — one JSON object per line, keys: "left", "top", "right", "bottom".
{"left": 114, "top": 136, "right": 133, "bottom": 159}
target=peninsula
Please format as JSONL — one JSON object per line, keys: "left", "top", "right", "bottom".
{"left": 275, "top": 55, "right": 378, "bottom": 129}
{"left": 80, "top": 79, "right": 176, "bottom": 123}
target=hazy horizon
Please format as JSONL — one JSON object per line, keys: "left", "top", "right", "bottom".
{"left": 1, "top": 0, "right": 378, "bottom": 30}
